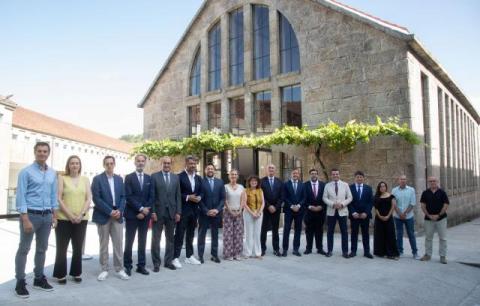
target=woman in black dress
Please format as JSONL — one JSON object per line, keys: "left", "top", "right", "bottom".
{"left": 374, "top": 181, "right": 399, "bottom": 260}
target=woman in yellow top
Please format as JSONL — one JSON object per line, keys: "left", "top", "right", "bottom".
{"left": 53, "top": 155, "right": 91, "bottom": 284}
{"left": 243, "top": 175, "right": 265, "bottom": 258}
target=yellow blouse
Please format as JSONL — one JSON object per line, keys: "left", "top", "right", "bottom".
{"left": 246, "top": 188, "right": 263, "bottom": 211}
{"left": 57, "top": 176, "right": 89, "bottom": 221}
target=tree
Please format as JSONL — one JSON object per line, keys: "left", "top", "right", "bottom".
{"left": 119, "top": 134, "right": 144, "bottom": 143}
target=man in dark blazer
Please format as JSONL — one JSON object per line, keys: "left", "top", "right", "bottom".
{"left": 260, "top": 164, "right": 284, "bottom": 257}
{"left": 197, "top": 164, "right": 225, "bottom": 263}
{"left": 303, "top": 169, "right": 327, "bottom": 255}
{"left": 123, "top": 154, "right": 153, "bottom": 276}
{"left": 150, "top": 156, "right": 182, "bottom": 271}
{"left": 348, "top": 171, "right": 374, "bottom": 258}
{"left": 173, "top": 156, "right": 204, "bottom": 267}
{"left": 91, "top": 156, "right": 129, "bottom": 281}
{"left": 282, "top": 168, "right": 306, "bottom": 257}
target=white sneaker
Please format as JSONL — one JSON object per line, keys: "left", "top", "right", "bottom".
{"left": 172, "top": 258, "right": 183, "bottom": 269}
{"left": 82, "top": 254, "right": 93, "bottom": 260}
{"left": 97, "top": 271, "right": 108, "bottom": 281}
{"left": 185, "top": 256, "right": 201, "bottom": 265}
{"left": 413, "top": 254, "right": 420, "bottom": 260}
{"left": 117, "top": 270, "right": 130, "bottom": 280}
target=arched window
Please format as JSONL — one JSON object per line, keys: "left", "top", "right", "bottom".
{"left": 279, "top": 13, "right": 300, "bottom": 73}
{"left": 229, "top": 8, "right": 244, "bottom": 86}
{"left": 208, "top": 22, "right": 221, "bottom": 91}
{"left": 190, "top": 49, "right": 201, "bottom": 96}
{"left": 253, "top": 5, "right": 270, "bottom": 80}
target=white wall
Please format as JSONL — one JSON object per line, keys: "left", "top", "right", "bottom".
{"left": 0, "top": 103, "right": 14, "bottom": 214}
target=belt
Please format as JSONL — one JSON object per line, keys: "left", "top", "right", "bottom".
{"left": 27, "top": 209, "right": 52, "bottom": 215}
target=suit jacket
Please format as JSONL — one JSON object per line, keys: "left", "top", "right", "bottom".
{"left": 124, "top": 171, "right": 153, "bottom": 220}
{"left": 322, "top": 180, "right": 353, "bottom": 217}
{"left": 91, "top": 172, "right": 126, "bottom": 225}
{"left": 304, "top": 180, "right": 326, "bottom": 217}
{"left": 283, "top": 180, "right": 306, "bottom": 216}
{"left": 150, "top": 171, "right": 182, "bottom": 220}
{"left": 178, "top": 170, "right": 204, "bottom": 217}
{"left": 199, "top": 177, "right": 225, "bottom": 217}
{"left": 260, "top": 176, "right": 284, "bottom": 212}
{"left": 348, "top": 183, "right": 374, "bottom": 219}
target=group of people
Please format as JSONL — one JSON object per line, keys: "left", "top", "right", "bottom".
{"left": 14, "top": 141, "right": 450, "bottom": 299}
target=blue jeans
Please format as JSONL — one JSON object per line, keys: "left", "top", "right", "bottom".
{"left": 394, "top": 217, "right": 418, "bottom": 255}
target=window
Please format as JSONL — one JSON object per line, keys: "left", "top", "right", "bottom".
{"left": 254, "top": 91, "right": 272, "bottom": 133}
{"left": 279, "top": 13, "right": 300, "bottom": 73}
{"left": 12, "top": 134, "right": 18, "bottom": 140}
{"left": 229, "top": 97, "right": 246, "bottom": 135}
{"left": 188, "top": 105, "right": 201, "bottom": 136}
{"left": 229, "top": 8, "right": 244, "bottom": 86}
{"left": 190, "top": 49, "right": 201, "bottom": 96}
{"left": 281, "top": 85, "right": 302, "bottom": 127}
{"left": 208, "top": 23, "right": 221, "bottom": 91}
{"left": 253, "top": 5, "right": 270, "bottom": 80}
{"left": 208, "top": 101, "right": 221, "bottom": 131}
{"left": 281, "top": 152, "right": 303, "bottom": 181}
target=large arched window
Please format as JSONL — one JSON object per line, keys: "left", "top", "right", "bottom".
{"left": 208, "top": 22, "right": 221, "bottom": 91}
{"left": 279, "top": 13, "right": 300, "bottom": 73}
{"left": 229, "top": 8, "right": 244, "bottom": 86}
{"left": 190, "top": 49, "right": 201, "bottom": 96}
{"left": 253, "top": 5, "right": 270, "bottom": 80}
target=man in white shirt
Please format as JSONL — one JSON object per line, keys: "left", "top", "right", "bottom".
{"left": 322, "top": 168, "right": 353, "bottom": 258}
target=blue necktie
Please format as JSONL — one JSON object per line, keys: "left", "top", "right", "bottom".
{"left": 209, "top": 178, "right": 214, "bottom": 191}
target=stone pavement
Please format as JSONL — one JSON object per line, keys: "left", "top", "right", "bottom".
{"left": 0, "top": 218, "right": 479, "bottom": 306}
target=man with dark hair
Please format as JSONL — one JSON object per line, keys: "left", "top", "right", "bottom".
{"left": 348, "top": 171, "right": 374, "bottom": 258}
{"left": 15, "top": 142, "right": 58, "bottom": 298}
{"left": 282, "top": 168, "right": 305, "bottom": 257}
{"left": 260, "top": 164, "right": 283, "bottom": 256}
{"left": 303, "top": 168, "right": 326, "bottom": 255}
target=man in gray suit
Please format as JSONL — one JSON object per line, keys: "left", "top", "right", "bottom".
{"left": 150, "top": 156, "right": 182, "bottom": 271}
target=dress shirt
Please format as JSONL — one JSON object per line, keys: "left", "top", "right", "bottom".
{"left": 107, "top": 174, "right": 116, "bottom": 207}
{"left": 392, "top": 185, "right": 416, "bottom": 219}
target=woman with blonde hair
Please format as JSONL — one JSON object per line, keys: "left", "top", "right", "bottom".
{"left": 223, "top": 169, "right": 245, "bottom": 260}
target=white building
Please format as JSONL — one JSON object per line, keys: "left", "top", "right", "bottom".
{"left": 0, "top": 96, "right": 17, "bottom": 215}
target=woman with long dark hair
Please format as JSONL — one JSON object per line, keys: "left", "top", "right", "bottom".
{"left": 373, "top": 181, "right": 399, "bottom": 260}
{"left": 244, "top": 175, "right": 265, "bottom": 259}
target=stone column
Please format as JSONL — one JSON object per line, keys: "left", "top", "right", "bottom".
{"left": 243, "top": 3, "right": 252, "bottom": 83}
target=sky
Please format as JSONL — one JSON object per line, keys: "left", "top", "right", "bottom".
{"left": 1, "top": 0, "right": 479, "bottom": 138}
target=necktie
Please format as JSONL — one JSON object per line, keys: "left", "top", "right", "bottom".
{"left": 293, "top": 181, "right": 297, "bottom": 193}
{"left": 165, "top": 173, "right": 170, "bottom": 187}
{"left": 313, "top": 183, "right": 317, "bottom": 197}
{"left": 139, "top": 173, "right": 143, "bottom": 190}
{"left": 335, "top": 181, "right": 338, "bottom": 196}
{"left": 357, "top": 185, "right": 361, "bottom": 198}
{"left": 270, "top": 178, "right": 274, "bottom": 189}
{"left": 209, "top": 178, "right": 214, "bottom": 191}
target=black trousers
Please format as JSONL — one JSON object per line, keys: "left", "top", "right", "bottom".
{"left": 174, "top": 213, "right": 197, "bottom": 259}
{"left": 305, "top": 212, "right": 325, "bottom": 252}
{"left": 350, "top": 218, "right": 371, "bottom": 254}
{"left": 282, "top": 212, "right": 303, "bottom": 252}
{"left": 53, "top": 220, "right": 87, "bottom": 278}
{"left": 124, "top": 217, "right": 149, "bottom": 269}
{"left": 197, "top": 215, "right": 220, "bottom": 258}
{"left": 260, "top": 210, "right": 281, "bottom": 252}
{"left": 374, "top": 217, "right": 399, "bottom": 257}
{"left": 151, "top": 216, "right": 175, "bottom": 267}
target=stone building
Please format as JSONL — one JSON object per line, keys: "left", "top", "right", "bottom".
{"left": 138, "top": 0, "right": 480, "bottom": 226}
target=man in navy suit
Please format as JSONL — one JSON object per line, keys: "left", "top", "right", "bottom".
{"left": 173, "top": 156, "right": 204, "bottom": 267}
{"left": 123, "top": 154, "right": 153, "bottom": 276}
{"left": 197, "top": 164, "right": 225, "bottom": 263}
{"left": 348, "top": 171, "right": 374, "bottom": 258}
{"left": 282, "top": 168, "right": 305, "bottom": 257}
{"left": 303, "top": 169, "right": 327, "bottom": 255}
{"left": 260, "top": 164, "right": 284, "bottom": 257}
{"left": 91, "top": 156, "right": 129, "bottom": 281}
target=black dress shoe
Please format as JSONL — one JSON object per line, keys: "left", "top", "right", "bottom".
{"left": 153, "top": 266, "right": 160, "bottom": 273}
{"left": 304, "top": 249, "right": 312, "bottom": 255}
{"left": 348, "top": 252, "right": 357, "bottom": 258}
{"left": 317, "top": 249, "right": 327, "bottom": 255}
{"left": 282, "top": 250, "right": 288, "bottom": 257}
{"left": 136, "top": 267, "right": 149, "bottom": 275}
{"left": 165, "top": 263, "right": 176, "bottom": 270}
{"left": 125, "top": 268, "right": 132, "bottom": 276}
{"left": 261, "top": 250, "right": 266, "bottom": 256}
{"left": 364, "top": 253, "right": 374, "bottom": 259}
{"left": 273, "top": 250, "right": 281, "bottom": 257}
{"left": 292, "top": 251, "right": 302, "bottom": 257}
{"left": 199, "top": 257, "right": 204, "bottom": 264}
{"left": 73, "top": 276, "right": 82, "bottom": 283}
{"left": 325, "top": 252, "right": 332, "bottom": 257}
{"left": 211, "top": 256, "right": 221, "bottom": 263}
{"left": 342, "top": 253, "right": 349, "bottom": 259}
{"left": 57, "top": 278, "right": 67, "bottom": 285}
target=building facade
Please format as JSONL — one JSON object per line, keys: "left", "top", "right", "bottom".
{"left": 139, "top": 0, "right": 480, "bottom": 227}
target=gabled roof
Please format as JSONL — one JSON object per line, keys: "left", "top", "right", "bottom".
{"left": 13, "top": 106, "right": 133, "bottom": 154}
{"left": 137, "top": 0, "right": 479, "bottom": 122}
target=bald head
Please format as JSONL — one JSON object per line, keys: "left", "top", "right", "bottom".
{"left": 398, "top": 175, "right": 407, "bottom": 188}
{"left": 427, "top": 176, "right": 439, "bottom": 190}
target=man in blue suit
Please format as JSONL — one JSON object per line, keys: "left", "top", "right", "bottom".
{"left": 348, "top": 171, "right": 374, "bottom": 258}
{"left": 91, "top": 156, "right": 129, "bottom": 281}
{"left": 197, "top": 164, "right": 225, "bottom": 263}
{"left": 282, "top": 168, "right": 305, "bottom": 257}
{"left": 123, "top": 154, "right": 153, "bottom": 276}
{"left": 303, "top": 169, "right": 327, "bottom": 255}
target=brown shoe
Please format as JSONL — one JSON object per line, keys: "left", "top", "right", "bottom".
{"left": 420, "top": 255, "right": 431, "bottom": 261}
{"left": 440, "top": 256, "right": 447, "bottom": 264}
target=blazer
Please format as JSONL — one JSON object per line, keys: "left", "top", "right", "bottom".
{"left": 124, "top": 171, "right": 153, "bottom": 220}
{"left": 199, "top": 177, "right": 225, "bottom": 217}
{"left": 322, "top": 180, "right": 353, "bottom": 217}
{"left": 178, "top": 170, "right": 204, "bottom": 217}
{"left": 304, "top": 180, "right": 326, "bottom": 217}
{"left": 260, "top": 176, "right": 284, "bottom": 212}
{"left": 283, "top": 180, "right": 306, "bottom": 215}
{"left": 91, "top": 172, "right": 126, "bottom": 225}
{"left": 150, "top": 171, "right": 182, "bottom": 220}
{"left": 348, "top": 183, "right": 374, "bottom": 219}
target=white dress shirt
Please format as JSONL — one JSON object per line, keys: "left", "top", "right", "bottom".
{"left": 107, "top": 174, "right": 116, "bottom": 207}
